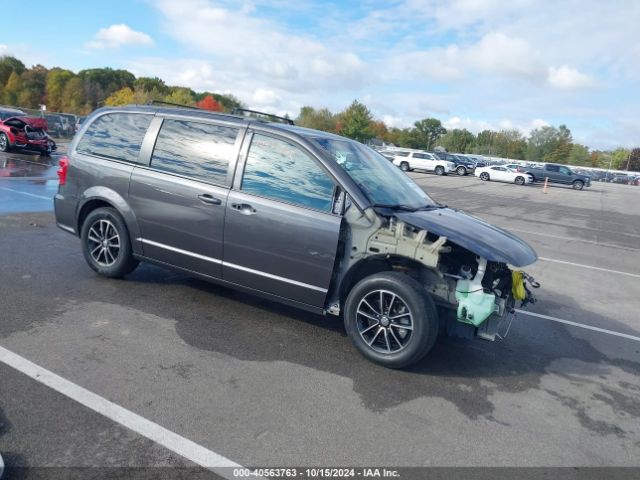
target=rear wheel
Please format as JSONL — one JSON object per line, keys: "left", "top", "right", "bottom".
{"left": 435, "top": 166, "right": 445, "bottom": 176}
{"left": 0, "top": 133, "right": 10, "bottom": 152}
{"left": 81, "top": 207, "right": 139, "bottom": 278}
{"left": 572, "top": 180, "right": 584, "bottom": 190}
{"left": 400, "top": 161, "right": 410, "bottom": 172}
{"left": 344, "top": 272, "right": 439, "bottom": 368}
{"left": 479, "top": 172, "right": 490, "bottom": 181}
{"left": 515, "top": 176, "right": 525, "bottom": 185}
{"left": 456, "top": 166, "right": 466, "bottom": 176}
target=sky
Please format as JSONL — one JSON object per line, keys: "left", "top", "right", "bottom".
{"left": 1, "top": 0, "right": 639, "bottom": 150}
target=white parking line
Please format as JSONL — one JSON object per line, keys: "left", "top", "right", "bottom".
{"left": 508, "top": 228, "right": 640, "bottom": 251}
{"left": 0, "top": 345, "right": 254, "bottom": 479}
{"left": 0, "top": 186, "right": 52, "bottom": 200}
{"left": 515, "top": 310, "right": 640, "bottom": 342}
{"left": 538, "top": 257, "right": 640, "bottom": 279}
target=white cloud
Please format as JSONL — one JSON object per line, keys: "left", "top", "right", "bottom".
{"left": 547, "top": 65, "right": 596, "bottom": 89}
{"left": 0, "top": 44, "right": 8, "bottom": 55}
{"left": 87, "top": 24, "right": 153, "bottom": 49}
{"left": 252, "top": 88, "right": 280, "bottom": 106}
{"left": 467, "top": 32, "right": 544, "bottom": 79}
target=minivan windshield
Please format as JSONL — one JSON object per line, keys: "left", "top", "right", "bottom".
{"left": 310, "top": 136, "right": 436, "bottom": 209}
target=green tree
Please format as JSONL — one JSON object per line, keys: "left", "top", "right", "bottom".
{"left": 46, "top": 69, "right": 74, "bottom": 111}
{"left": 2, "top": 71, "right": 23, "bottom": 105}
{"left": 296, "top": 106, "right": 337, "bottom": 132}
{"left": 134, "top": 76, "right": 169, "bottom": 96}
{"left": 626, "top": 148, "right": 640, "bottom": 172}
{"left": 568, "top": 144, "right": 590, "bottom": 166}
{"left": 164, "top": 87, "right": 195, "bottom": 106}
{"left": 413, "top": 118, "right": 446, "bottom": 150}
{"left": 438, "top": 128, "right": 475, "bottom": 153}
{"left": 61, "top": 77, "right": 86, "bottom": 113}
{"left": 0, "top": 56, "right": 25, "bottom": 87}
{"left": 526, "top": 124, "right": 572, "bottom": 163}
{"left": 337, "top": 100, "right": 373, "bottom": 142}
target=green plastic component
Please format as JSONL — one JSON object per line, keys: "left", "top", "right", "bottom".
{"left": 455, "top": 279, "right": 497, "bottom": 326}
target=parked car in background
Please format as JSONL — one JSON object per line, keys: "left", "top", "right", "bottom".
{"left": 475, "top": 166, "right": 533, "bottom": 185}
{"left": 0, "top": 106, "right": 27, "bottom": 120}
{"left": 524, "top": 164, "right": 591, "bottom": 190}
{"left": 450, "top": 154, "right": 477, "bottom": 176}
{"left": 391, "top": 149, "right": 455, "bottom": 175}
{"left": 45, "top": 114, "right": 66, "bottom": 137}
{"left": 0, "top": 115, "right": 56, "bottom": 155}
{"left": 54, "top": 105, "right": 538, "bottom": 368}
{"left": 504, "top": 163, "right": 525, "bottom": 172}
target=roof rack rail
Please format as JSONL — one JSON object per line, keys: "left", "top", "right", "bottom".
{"left": 148, "top": 100, "right": 200, "bottom": 110}
{"left": 231, "top": 108, "right": 294, "bottom": 125}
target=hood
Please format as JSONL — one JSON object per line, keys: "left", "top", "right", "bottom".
{"left": 395, "top": 208, "right": 537, "bottom": 267}
{"left": 16, "top": 116, "right": 48, "bottom": 130}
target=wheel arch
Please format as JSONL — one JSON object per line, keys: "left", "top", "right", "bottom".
{"left": 335, "top": 254, "right": 431, "bottom": 308}
{"left": 76, "top": 187, "right": 143, "bottom": 255}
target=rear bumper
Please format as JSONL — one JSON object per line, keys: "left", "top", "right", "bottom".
{"left": 54, "top": 193, "right": 77, "bottom": 236}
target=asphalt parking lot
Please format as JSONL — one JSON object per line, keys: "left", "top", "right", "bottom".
{"left": 0, "top": 153, "right": 639, "bottom": 476}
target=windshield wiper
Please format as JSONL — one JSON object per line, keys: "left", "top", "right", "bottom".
{"left": 371, "top": 203, "right": 442, "bottom": 212}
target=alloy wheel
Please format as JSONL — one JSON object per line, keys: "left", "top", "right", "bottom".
{"left": 87, "top": 219, "right": 120, "bottom": 267}
{"left": 356, "top": 289, "right": 413, "bottom": 354}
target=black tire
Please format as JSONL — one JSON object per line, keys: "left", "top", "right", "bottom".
{"left": 572, "top": 180, "right": 584, "bottom": 190}
{"left": 0, "top": 133, "right": 10, "bottom": 152}
{"left": 344, "top": 272, "right": 439, "bottom": 369}
{"left": 435, "top": 166, "right": 445, "bottom": 176}
{"left": 81, "top": 207, "right": 139, "bottom": 278}
{"left": 479, "top": 172, "right": 490, "bottom": 181}
{"left": 515, "top": 176, "right": 525, "bottom": 185}
{"left": 456, "top": 166, "right": 467, "bottom": 176}
{"left": 400, "top": 161, "right": 410, "bottom": 172}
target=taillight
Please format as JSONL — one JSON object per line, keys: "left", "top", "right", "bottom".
{"left": 57, "top": 156, "right": 69, "bottom": 185}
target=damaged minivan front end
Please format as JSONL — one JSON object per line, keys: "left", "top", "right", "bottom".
{"left": 310, "top": 135, "right": 539, "bottom": 360}
{"left": 329, "top": 204, "right": 538, "bottom": 345}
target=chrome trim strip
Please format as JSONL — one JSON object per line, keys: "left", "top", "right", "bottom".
{"left": 138, "top": 238, "right": 222, "bottom": 265}
{"left": 138, "top": 238, "right": 327, "bottom": 292}
{"left": 57, "top": 223, "right": 76, "bottom": 234}
{"left": 222, "top": 261, "right": 328, "bottom": 293}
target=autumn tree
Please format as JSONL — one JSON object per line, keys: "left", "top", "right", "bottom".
{"left": 2, "top": 71, "right": 23, "bottom": 105}
{"left": 164, "top": 87, "right": 195, "bottom": 106}
{"left": 627, "top": 148, "right": 640, "bottom": 172}
{"left": 196, "top": 95, "right": 223, "bottom": 111}
{"left": 46, "top": 69, "right": 74, "bottom": 111}
{"left": 337, "top": 100, "right": 373, "bottom": 142}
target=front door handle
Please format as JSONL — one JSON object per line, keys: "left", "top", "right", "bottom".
{"left": 198, "top": 194, "right": 222, "bottom": 205}
{"left": 231, "top": 203, "right": 257, "bottom": 215}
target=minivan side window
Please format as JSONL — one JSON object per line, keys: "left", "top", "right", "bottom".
{"left": 76, "top": 113, "right": 152, "bottom": 164}
{"left": 241, "top": 134, "right": 334, "bottom": 212}
{"left": 150, "top": 119, "right": 239, "bottom": 185}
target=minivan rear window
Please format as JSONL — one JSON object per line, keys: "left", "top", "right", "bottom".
{"left": 76, "top": 113, "right": 152, "bottom": 164}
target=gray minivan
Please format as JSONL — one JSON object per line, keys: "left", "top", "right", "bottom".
{"left": 55, "top": 105, "right": 538, "bottom": 368}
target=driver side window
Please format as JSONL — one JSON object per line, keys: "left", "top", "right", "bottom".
{"left": 241, "top": 134, "right": 335, "bottom": 212}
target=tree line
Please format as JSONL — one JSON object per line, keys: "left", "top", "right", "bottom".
{"left": 1, "top": 55, "right": 638, "bottom": 171}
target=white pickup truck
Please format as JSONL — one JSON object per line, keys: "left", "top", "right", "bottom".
{"left": 390, "top": 149, "right": 456, "bottom": 175}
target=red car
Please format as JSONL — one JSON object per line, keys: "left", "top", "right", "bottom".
{"left": 0, "top": 115, "right": 57, "bottom": 155}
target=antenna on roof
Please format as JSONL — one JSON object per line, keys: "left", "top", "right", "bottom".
{"left": 231, "top": 108, "right": 294, "bottom": 125}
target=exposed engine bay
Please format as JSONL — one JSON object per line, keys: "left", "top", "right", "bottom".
{"left": 329, "top": 205, "right": 539, "bottom": 342}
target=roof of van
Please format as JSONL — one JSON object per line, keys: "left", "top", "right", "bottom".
{"left": 95, "top": 104, "right": 348, "bottom": 142}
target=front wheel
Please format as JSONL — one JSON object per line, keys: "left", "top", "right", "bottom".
{"left": 515, "top": 176, "right": 525, "bottom": 185}
{"left": 81, "top": 207, "right": 139, "bottom": 278}
{"left": 572, "top": 180, "right": 584, "bottom": 190}
{"left": 0, "top": 133, "right": 10, "bottom": 152}
{"left": 479, "top": 172, "right": 490, "bottom": 181}
{"left": 456, "top": 166, "right": 466, "bottom": 176}
{"left": 435, "top": 166, "right": 445, "bottom": 176}
{"left": 400, "top": 161, "right": 410, "bottom": 172}
{"left": 344, "top": 272, "right": 439, "bottom": 368}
